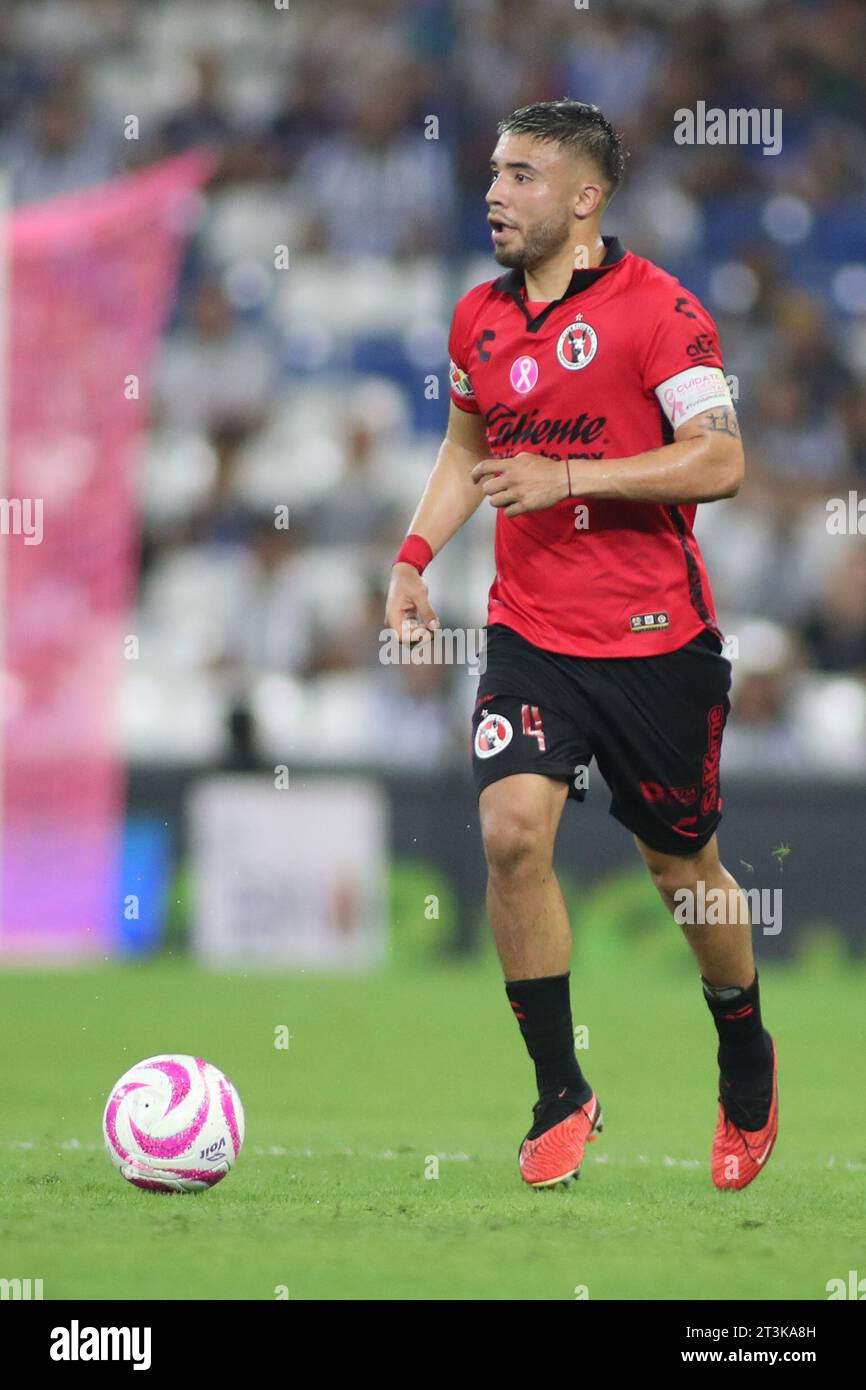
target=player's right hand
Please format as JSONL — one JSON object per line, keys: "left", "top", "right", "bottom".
{"left": 385, "top": 563, "right": 441, "bottom": 647}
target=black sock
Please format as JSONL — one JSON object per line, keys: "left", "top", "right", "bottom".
{"left": 702, "top": 971, "right": 772, "bottom": 1080}
{"left": 505, "top": 972, "right": 591, "bottom": 1101}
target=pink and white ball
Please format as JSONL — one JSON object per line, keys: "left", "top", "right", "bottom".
{"left": 103, "top": 1055, "right": 244, "bottom": 1193}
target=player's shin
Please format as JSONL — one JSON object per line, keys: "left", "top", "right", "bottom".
{"left": 505, "top": 972, "right": 591, "bottom": 1102}
{"left": 702, "top": 969, "right": 772, "bottom": 1082}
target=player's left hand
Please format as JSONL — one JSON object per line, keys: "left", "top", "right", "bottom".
{"left": 471, "top": 453, "right": 571, "bottom": 517}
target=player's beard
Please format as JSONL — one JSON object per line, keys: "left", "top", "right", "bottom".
{"left": 493, "top": 207, "right": 574, "bottom": 272}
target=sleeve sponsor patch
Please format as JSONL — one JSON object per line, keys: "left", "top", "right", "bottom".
{"left": 655, "top": 366, "right": 732, "bottom": 427}
{"left": 449, "top": 359, "right": 476, "bottom": 401}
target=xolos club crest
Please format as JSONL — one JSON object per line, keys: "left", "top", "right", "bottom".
{"left": 474, "top": 712, "right": 513, "bottom": 759}
{"left": 556, "top": 315, "right": 598, "bottom": 371}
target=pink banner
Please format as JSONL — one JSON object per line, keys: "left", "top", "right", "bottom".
{"left": 0, "top": 151, "right": 214, "bottom": 956}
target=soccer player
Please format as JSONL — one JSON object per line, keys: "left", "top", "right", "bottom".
{"left": 385, "top": 101, "right": 778, "bottom": 1191}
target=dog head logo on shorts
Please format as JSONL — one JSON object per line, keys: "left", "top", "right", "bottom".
{"left": 474, "top": 713, "right": 513, "bottom": 759}
{"left": 556, "top": 316, "right": 598, "bottom": 371}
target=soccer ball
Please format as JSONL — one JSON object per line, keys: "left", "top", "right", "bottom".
{"left": 103, "top": 1054, "right": 245, "bottom": 1193}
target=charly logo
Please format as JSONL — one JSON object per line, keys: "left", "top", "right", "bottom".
{"left": 510, "top": 355, "right": 539, "bottom": 393}
{"left": 556, "top": 315, "right": 598, "bottom": 371}
{"left": 474, "top": 713, "right": 513, "bottom": 759}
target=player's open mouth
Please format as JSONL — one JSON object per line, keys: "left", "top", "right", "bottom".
{"left": 489, "top": 218, "right": 515, "bottom": 239}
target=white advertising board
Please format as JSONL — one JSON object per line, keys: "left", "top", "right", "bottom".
{"left": 189, "top": 775, "right": 388, "bottom": 970}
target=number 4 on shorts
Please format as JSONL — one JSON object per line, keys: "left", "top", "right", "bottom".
{"left": 521, "top": 703, "right": 546, "bottom": 752}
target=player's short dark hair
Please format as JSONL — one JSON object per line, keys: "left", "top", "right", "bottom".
{"left": 496, "top": 100, "right": 628, "bottom": 204}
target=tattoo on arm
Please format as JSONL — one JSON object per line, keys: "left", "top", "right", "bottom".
{"left": 701, "top": 407, "right": 740, "bottom": 439}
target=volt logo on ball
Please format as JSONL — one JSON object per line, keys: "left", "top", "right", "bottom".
{"left": 102, "top": 1054, "right": 245, "bottom": 1194}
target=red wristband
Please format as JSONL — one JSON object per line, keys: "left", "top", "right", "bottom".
{"left": 393, "top": 533, "right": 433, "bottom": 574}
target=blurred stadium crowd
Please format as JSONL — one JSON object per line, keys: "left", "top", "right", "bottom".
{"left": 3, "top": 0, "right": 866, "bottom": 773}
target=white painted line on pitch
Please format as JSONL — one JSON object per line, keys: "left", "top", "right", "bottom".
{"left": 4, "top": 1139, "right": 866, "bottom": 1172}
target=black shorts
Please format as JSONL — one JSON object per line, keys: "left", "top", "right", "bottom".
{"left": 471, "top": 623, "right": 732, "bottom": 856}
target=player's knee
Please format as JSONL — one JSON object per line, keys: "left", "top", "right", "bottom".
{"left": 638, "top": 837, "right": 720, "bottom": 899}
{"left": 646, "top": 859, "right": 686, "bottom": 900}
{"left": 481, "top": 804, "right": 549, "bottom": 876}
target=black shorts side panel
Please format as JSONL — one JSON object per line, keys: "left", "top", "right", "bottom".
{"left": 588, "top": 630, "right": 732, "bottom": 855}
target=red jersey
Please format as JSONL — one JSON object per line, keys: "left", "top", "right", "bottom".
{"left": 448, "top": 236, "right": 732, "bottom": 657}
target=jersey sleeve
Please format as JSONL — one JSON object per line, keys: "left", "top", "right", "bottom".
{"left": 447, "top": 293, "right": 481, "bottom": 414}
{"left": 640, "top": 283, "right": 733, "bottom": 429}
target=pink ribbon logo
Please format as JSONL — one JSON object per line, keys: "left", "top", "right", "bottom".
{"left": 510, "top": 355, "right": 539, "bottom": 393}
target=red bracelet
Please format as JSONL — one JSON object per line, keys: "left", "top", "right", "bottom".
{"left": 393, "top": 533, "right": 433, "bottom": 574}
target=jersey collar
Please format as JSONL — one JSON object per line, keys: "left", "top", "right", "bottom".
{"left": 492, "top": 235, "right": 627, "bottom": 333}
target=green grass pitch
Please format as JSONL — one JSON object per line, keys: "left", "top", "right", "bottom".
{"left": 1, "top": 945, "right": 864, "bottom": 1301}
